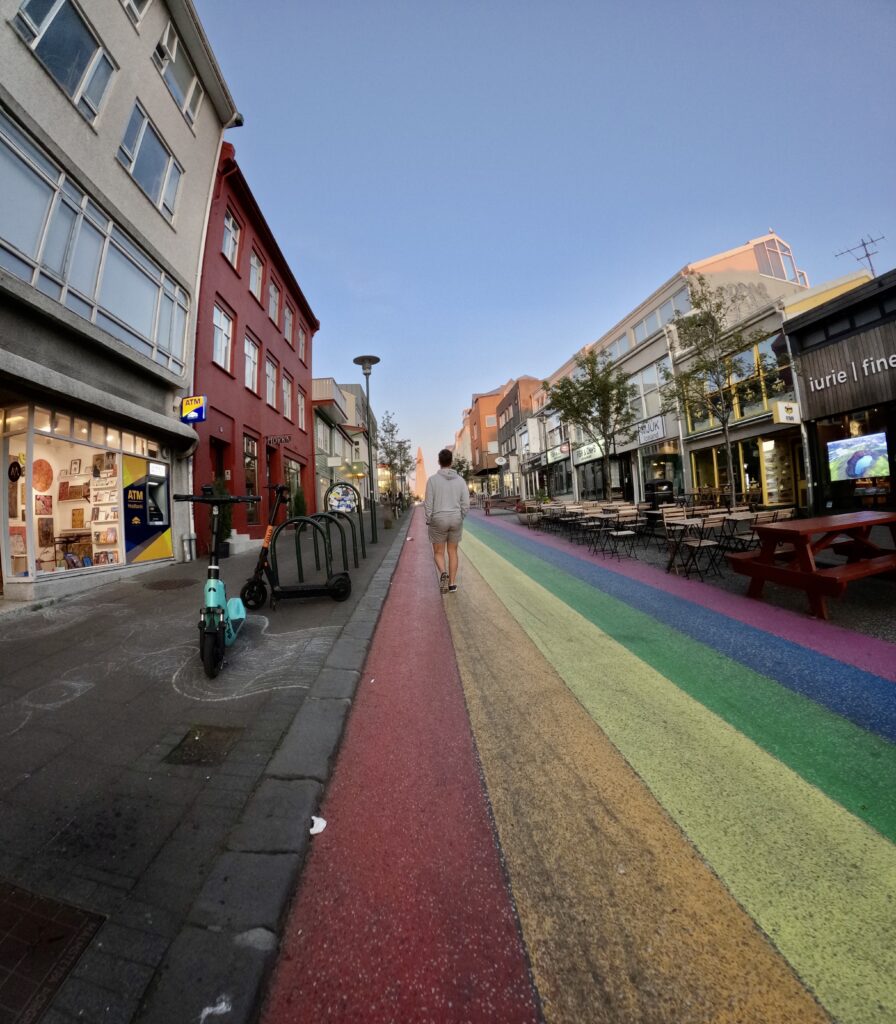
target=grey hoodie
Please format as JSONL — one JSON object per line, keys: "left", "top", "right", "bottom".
{"left": 424, "top": 468, "right": 470, "bottom": 523}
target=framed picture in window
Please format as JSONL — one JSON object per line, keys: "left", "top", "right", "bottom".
{"left": 70, "top": 458, "right": 82, "bottom": 475}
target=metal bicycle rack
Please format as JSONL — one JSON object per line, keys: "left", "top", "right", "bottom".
{"left": 266, "top": 515, "right": 351, "bottom": 606}
{"left": 323, "top": 481, "right": 367, "bottom": 557}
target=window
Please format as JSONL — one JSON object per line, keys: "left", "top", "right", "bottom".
{"left": 0, "top": 110, "right": 189, "bottom": 371}
{"left": 118, "top": 104, "right": 182, "bottom": 219}
{"left": 152, "top": 22, "right": 204, "bottom": 124}
{"left": 120, "top": 0, "right": 150, "bottom": 25}
{"left": 298, "top": 326, "right": 306, "bottom": 361}
{"left": 243, "top": 335, "right": 258, "bottom": 391}
{"left": 297, "top": 391, "right": 306, "bottom": 430}
{"left": 212, "top": 305, "right": 232, "bottom": 370}
{"left": 282, "top": 374, "right": 293, "bottom": 420}
{"left": 268, "top": 279, "right": 280, "bottom": 323}
{"left": 15, "top": 0, "right": 114, "bottom": 123}
{"left": 265, "top": 357, "right": 277, "bottom": 407}
{"left": 283, "top": 305, "right": 294, "bottom": 345}
{"left": 485, "top": 415, "right": 497, "bottom": 427}
{"left": 222, "top": 210, "right": 239, "bottom": 267}
{"left": 243, "top": 435, "right": 258, "bottom": 524}
{"left": 317, "top": 418, "right": 329, "bottom": 452}
{"left": 249, "top": 252, "right": 263, "bottom": 299}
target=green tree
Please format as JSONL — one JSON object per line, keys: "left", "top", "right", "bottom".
{"left": 377, "top": 411, "right": 411, "bottom": 497}
{"left": 659, "top": 274, "right": 764, "bottom": 508}
{"left": 543, "top": 351, "right": 637, "bottom": 500}
{"left": 452, "top": 455, "right": 471, "bottom": 482}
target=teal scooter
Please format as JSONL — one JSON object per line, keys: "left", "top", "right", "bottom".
{"left": 174, "top": 486, "right": 260, "bottom": 678}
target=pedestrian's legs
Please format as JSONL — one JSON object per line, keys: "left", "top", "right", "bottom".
{"left": 446, "top": 541, "right": 459, "bottom": 585}
{"left": 431, "top": 542, "right": 446, "bottom": 576}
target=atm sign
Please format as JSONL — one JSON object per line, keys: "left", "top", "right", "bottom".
{"left": 180, "top": 395, "right": 207, "bottom": 423}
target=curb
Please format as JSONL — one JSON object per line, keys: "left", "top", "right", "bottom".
{"left": 134, "top": 511, "right": 414, "bottom": 1023}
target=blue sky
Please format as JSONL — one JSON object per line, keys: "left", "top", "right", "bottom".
{"left": 193, "top": 0, "right": 896, "bottom": 478}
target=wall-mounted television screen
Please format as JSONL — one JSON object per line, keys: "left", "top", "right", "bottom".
{"left": 826, "top": 432, "right": 889, "bottom": 482}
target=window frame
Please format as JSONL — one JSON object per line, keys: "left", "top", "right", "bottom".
{"left": 117, "top": 103, "right": 182, "bottom": 220}
{"left": 283, "top": 303, "right": 294, "bottom": 346}
{"left": 267, "top": 277, "right": 280, "bottom": 325}
{"left": 14, "top": 0, "right": 116, "bottom": 124}
{"left": 243, "top": 333, "right": 259, "bottom": 392}
{"left": 281, "top": 372, "right": 293, "bottom": 421}
{"left": 249, "top": 251, "right": 263, "bottom": 301}
{"left": 222, "top": 209, "right": 240, "bottom": 268}
{"left": 212, "top": 304, "right": 233, "bottom": 371}
{"left": 265, "top": 355, "right": 278, "bottom": 408}
{"left": 151, "top": 21, "right": 204, "bottom": 126}
{"left": 297, "top": 390, "right": 306, "bottom": 431}
{"left": 298, "top": 326, "right": 306, "bottom": 362}
{"left": 120, "top": 0, "right": 151, "bottom": 25}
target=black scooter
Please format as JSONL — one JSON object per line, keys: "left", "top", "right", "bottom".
{"left": 240, "top": 484, "right": 351, "bottom": 609}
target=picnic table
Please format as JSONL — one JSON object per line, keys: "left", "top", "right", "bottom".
{"left": 727, "top": 511, "right": 896, "bottom": 619}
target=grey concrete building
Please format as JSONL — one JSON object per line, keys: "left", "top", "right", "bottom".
{"left": 0, "top": 0, "right": 239, "bottom": 599}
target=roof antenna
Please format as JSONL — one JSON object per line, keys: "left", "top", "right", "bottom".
{"left": 834, "top": 234, "right": 885, "bottom": 276}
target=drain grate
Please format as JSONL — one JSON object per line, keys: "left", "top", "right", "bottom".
{"left": 143, "top": 579, "right": 194, "bottom": 591}
{"left": 164, "top": 725, "right": 244, "bottom": 765}
{"left": 0, "top": 882, "right": 103, "bottom": 1023}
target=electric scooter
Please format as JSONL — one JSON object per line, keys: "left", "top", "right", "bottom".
{"left": 240, "top": 483, "right": 289, "bottom": 610}
{"left": 174, "top": 486, "right": 260, "bottom": 678}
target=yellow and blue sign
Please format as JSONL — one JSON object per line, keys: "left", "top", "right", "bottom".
{"left": 180, "top": 395, "right": 207, "bottom": 423}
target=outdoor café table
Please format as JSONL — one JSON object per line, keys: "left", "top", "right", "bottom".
{"left": 720, "top": 511, "right": 756, "bottom": 553}
{"left": 726, "top": 510, "right": 896, "bottom": 619}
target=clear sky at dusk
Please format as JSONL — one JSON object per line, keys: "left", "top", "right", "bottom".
{"left": 193, "top": 0, "right": 895, "bottom": 482}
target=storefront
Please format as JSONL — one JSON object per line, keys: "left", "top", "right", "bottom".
{"left": 786, "top": 270, "right": 896, "bottom": 514}
{"left": 545, "top": 443, "right": 573, "bottom": 498}
{"left": 3, "top": 403, "right": 175, "bottom": 597}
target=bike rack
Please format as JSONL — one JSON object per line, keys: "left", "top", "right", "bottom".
{"left": 266, "top": 515, "right": 351, "bottom": 604}
{"left": 310, "top": 513, "right": 351, "bottom": 574}
{"left": 323, "top": 481, "right": 367, "bottom": 557}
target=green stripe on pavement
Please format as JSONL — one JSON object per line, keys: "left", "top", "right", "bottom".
{"left": 463, "top": 532, "right": 896, "bottom": 1024}
{"left": 465, "top": 521, "right": 896, "bottom": 844}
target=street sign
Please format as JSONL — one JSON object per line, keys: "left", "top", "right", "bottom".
{"left": 495, "top": 456, "right": 507, "bottom": 466}
{"left": 180, "top": 395, "right": 207, "bottom": 423}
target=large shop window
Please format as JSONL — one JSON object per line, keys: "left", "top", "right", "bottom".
{"left": 0, "top": 110, "right": 189, "bottom": 372}
{"left": 816, "top": 410, "right": 892, "bottom": 511}
{"left": 3, "top": 404, "right": 169, "bottom": 577}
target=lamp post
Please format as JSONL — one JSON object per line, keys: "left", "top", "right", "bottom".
{"left": 353, "top": 354, "right": 380, "bottom": 543}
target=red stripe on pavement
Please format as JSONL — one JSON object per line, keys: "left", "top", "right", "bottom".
{"left": 261, "top": 508, "right": 541, "bottom": 1023}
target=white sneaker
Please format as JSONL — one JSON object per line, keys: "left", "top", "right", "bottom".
{"left": 439, "top": 572, "right": 449, "bottom": 594}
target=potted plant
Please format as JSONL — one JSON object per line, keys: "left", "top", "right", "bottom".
{"left": 210, "top": 478, "right": 233, "bottom": 558}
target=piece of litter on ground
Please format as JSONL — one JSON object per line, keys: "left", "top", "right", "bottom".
{"left": 369, "top": 677, "right": 375, "bottom": 684}
{"left": 310, "top": 816, "right": 327, "bottom": 835}
{"left": 198, "top": 995, "right": 232, "bottom": 1022}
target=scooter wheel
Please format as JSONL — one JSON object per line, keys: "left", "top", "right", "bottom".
{"left": 329, "top": 574, "right": 352, "bottom": 602}
{"left": 200, "top": 628, "right": 225, "bottom": 678}
{"left": 240, "top": 580, "right": 267, "bottom": 610}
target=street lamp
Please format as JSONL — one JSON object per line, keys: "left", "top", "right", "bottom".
{"left": 353, "top": 354, "right": 380, "bottom": 543}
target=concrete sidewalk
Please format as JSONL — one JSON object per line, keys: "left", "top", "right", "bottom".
{"left": 0, "top": 509, "right": 411, "bottom": 1024}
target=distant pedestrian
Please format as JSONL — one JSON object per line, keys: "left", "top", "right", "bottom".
{"left": 424, "top": 449, "right": 470, "bottom": 594}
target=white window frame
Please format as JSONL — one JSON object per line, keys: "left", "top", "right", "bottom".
{"left": 283, "top": 304, "right": 294, "bottom": 345}
{"left": 249, "top": 252, "right": 263, "bottom": 300}
{"left": 282, "top": 374, "right": 293, "bottom": 421}
{"left": 14, "top": 0, "right": 115, "bottom": 124}
{"left": 297, "top": 391, "right": 306, "bottom": 430}
{"left": 268, "top": 279, "right": 280, "bottom": 324}
{"left": 151, "top": 21, "right": 204, "bottom": 125}
{"left": 117, "top": 103, "right": 182, "bottom": 220}
{"left": 222, "top": 210, "right": 240, "bottom": 267}
{"left": 243, "top": 335, "right": 258, "bottom": 392}
{"left": 213, "top": 305, "right": 232, "bottom": 371}
{"left": 298, "top": 326, "right": 306, "bottom": 362}
{"left": 265, "top": 357, "right": 278, "bottom": 407}
{"left": 120, "top": 0, "right": 151, "bottom": 25}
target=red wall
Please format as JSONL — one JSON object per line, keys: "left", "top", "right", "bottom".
{"left": 193, "top": 145, "right": 318, "bottom": 550}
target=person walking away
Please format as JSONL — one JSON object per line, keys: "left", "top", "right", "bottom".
{"left": 424, "top": 449, "right": 470, "bottom": 594}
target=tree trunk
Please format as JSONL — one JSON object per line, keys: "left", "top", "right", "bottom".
{"left": 602, "top": 453, "right": 612, "bottom": 500}
{"left": 721, "top": 421, "right": 738, "bottom": 509}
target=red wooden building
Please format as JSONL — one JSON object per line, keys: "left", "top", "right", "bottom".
{"left": 193, "top": 143, "right": 318, "bottom": 546}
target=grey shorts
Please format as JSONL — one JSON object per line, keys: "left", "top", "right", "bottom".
{"left": 428, "top": 512, "right": 464, "bottom": 545}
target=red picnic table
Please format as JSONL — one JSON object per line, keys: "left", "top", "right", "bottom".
{"left": 727, "top": 510, "right": 896, "bottom": 619}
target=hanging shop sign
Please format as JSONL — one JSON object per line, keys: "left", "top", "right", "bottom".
{"left": 8, "top": 461, "right": 22, "bottom": 482}
{"left": 546, "top": 443, "right": 570, "bottom": 464}
{"left": 180, "top": 395, "right": 207, "bottom": 423}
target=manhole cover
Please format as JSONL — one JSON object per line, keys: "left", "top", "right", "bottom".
{"left": 144, "top": 579, "right": 194, "bottom": 591}
{"left": 164, "top": 725, "right": 244, "bottom": 765}
{"left": 0, "top": 882, "right": 103, "bottom": 1023}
